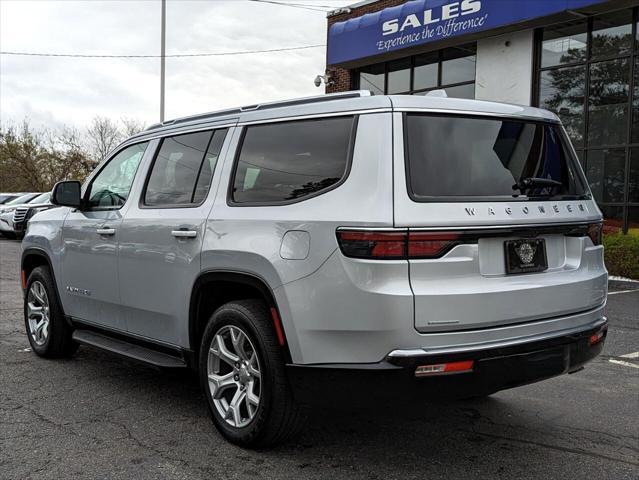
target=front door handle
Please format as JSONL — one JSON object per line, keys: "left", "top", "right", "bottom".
{"left": 171, "top": 230, "right": 197, "bottom": 238}
{"left": 96, "top": 227, "right": 116, "bottom": 236}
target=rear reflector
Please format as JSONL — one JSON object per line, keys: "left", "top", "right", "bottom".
{"left": 269, "top": 307, "right": 286, "bottom": 347}
{"left": 336, "top": 230, "right": 461, "bottom": 260}
{"left": 589, "top": 330, "right": 605, "bottom": 346}
{"left": 415, "top": 360, "right": 474, "bottom": 377}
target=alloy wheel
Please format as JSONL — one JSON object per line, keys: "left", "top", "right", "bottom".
{"left": 207, "top": 325, "right": 261, "bottom": 428}
{"left": 27, "top": 281, "right": 50, "bottom": 346}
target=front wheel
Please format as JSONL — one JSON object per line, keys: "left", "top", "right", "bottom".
{"left": 199, "top": 299, "right": 306, "bottom": 448}
{"left": 24, "top": 266, "right": 77, "bottom": 357}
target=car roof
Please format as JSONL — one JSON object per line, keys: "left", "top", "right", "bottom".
{"left": 124, "top": 90, "right": 558, "bottom": 146}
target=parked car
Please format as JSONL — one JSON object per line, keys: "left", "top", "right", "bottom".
{"left": 12, "top": 192, "right": 54, "bottom": 239}
{"left": 21, "top": 91, "right": 607, "bottom": 448}
{"left": 0, "top": 193, "right": 28, "bottom": 204}
{"left": 0, "top": 193, "right": 40, "bottom": 238}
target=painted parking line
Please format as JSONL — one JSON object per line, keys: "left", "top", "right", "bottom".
{"left": 608, "top": 352, "right": 639, "bottom": 369}
{"left": 608, "top": 289, "right": 639, "bottom": 295}
{"left": 608, "top": 359, "right": 639, "bottom": 369}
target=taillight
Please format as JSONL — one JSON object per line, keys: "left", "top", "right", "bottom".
{"left": 587, "top": 222, "right": 603, "bottom": 246}
{"left": 408, "top": 232, "right": 460, "bottom": 259}
{"left": 335, "top": 231, "right": 406, "bottom": 259}
{"left": 336, "top": 230, "right": 462, "bottom": 260}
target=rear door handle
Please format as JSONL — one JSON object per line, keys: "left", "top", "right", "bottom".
{"left": 96, "top": 227, "right": 116, "bottom": 236}
{"left": 171, "top": 230, "right": 197, "bottom": 238}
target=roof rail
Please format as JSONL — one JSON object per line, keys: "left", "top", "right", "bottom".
{"left": 145, "top": 90, "right": 372, "bottom": 132}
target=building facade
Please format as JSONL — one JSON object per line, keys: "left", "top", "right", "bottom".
{"left": 325, "top": 0, "right": 639, "bottom": 232}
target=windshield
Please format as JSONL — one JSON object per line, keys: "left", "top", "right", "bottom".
{"left": 405, "top": 114, "right": 589, "bottom": 201}
{"left": 5, "top": 193, "right": 37, "bottom": 205}
{"left": 29, "top": 192, "right": 51, "bottom": 204}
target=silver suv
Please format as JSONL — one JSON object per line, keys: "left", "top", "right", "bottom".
{"left": 21, "top": 91, "right": 608, "bottom": 447}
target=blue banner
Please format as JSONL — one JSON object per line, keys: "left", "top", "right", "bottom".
{"left": 328, "top": 0, "right": 610, "bottom": 65}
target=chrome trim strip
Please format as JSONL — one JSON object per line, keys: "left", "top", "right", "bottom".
{"left": 337, "top": 221, "right": 600, "bottom": 232}
{"left": 386, "top": 317, "right": 608, "bottom": 358}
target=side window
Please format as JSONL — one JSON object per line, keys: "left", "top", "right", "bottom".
{"left": 144, "top": 129, "right": 228, "bottom": 207}
{"left": 87, "top": 142, "right": 148, "bottom": 209}
{"left": 193, "top": 129, "right": 228, "bottom": 204}
{"left": 231, "top": 116, "right": 355, "bottom": 204}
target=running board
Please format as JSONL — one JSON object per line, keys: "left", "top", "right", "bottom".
{"left": 72, "top": 329, "right": 187, "bottom": 368}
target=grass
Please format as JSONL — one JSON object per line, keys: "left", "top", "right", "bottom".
{"left": 603, "top": 231, "right": 639, "bottom": 280}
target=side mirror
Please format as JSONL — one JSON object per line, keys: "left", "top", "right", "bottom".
{"left": 51, "top": 181, "right": 82, "bottom": 209}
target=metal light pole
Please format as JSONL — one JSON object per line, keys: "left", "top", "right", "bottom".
{"left": 160, "top": 0, "right": 166, "bottom": 122}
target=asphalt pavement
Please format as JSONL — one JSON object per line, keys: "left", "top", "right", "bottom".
{"left": 1, "top": 238, "right": 637, "bottom": 479}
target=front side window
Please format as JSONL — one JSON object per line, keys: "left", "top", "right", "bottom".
{"left": 144, "top": 129, "right": 227, "bottom": 207}
{"left": 87, "top": 142, "right": 148, "bottom": 209}
{"left": 405, "top": 114, "right": 588, "bottom": 201}
{"left": 231, "top": 117, "right": 355, "bottom": 204}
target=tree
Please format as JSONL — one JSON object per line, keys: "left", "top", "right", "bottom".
{"left": 120, "top": 117, "right": 146, "bottom": 137}
{"left": 86, "top": 116, "right": 122, "bottom": 164}
{"left": 0, "top": 120, "right": 94, "bottom": 192}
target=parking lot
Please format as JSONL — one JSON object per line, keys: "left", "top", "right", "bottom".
{"left": 0, "top": 237, "right": 637, "bottom": 479}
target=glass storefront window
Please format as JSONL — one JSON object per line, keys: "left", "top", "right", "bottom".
{"left": 413, "top": 53, "right": 438, "bottom": 90}
{"left": 541, "top": 22, "right": 587, "bottom": 68}
{"left": 586, "top": 149, "right": 626, "bottom": 203}
{"left": 630, "top": 148, "right": 639, "bottom": 203}
{"left": 591, "top": 10, "right": 633, "bottom": 59}
{"left": 588, "top": 58, "right": 630, "bottom": 147}
{"left": 387, "top": 59, "right": 411, "bottom": 94}
{"left": 539, "top": 66, "right": 586, "bottom": 147}
{"left": 537, "top": 8, "right": 636, "bottom": 232}
{"left": 356, "top": 44, "right": 476, "bottom": 98}
{"left": 359, "top": 64, "right": 385, "bottom": 95}
{"left": 441, "top": 46, "right": 477, "bottom": 85}
{"left": 444, "top": 83, "right": 475, "bottom": 99}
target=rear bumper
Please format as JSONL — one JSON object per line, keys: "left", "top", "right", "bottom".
{"left": 286, "top": 317, "right": 607, "bottom": 406}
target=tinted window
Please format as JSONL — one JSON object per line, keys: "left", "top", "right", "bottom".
{"left": 145, "top": 131, "right": 217, "bottom": 206}
{"left": 232, "top": 117, "right": 355, "bottom": 204}
{"left": 88, "top": 142, "right": 148, "bottom": 209}
{"left": 405, "top": 115, "right": 587, "bottom": 200}
{"left": 193, "top": 129, "right": 228, "bottom": 204}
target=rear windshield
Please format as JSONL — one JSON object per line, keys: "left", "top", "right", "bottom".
{"left": 405, "top": 114, "right": 589, "bottom": 201}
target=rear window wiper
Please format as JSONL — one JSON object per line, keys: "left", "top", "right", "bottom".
{"left": 512, "top": 177, "right": 563, "bottom": 193}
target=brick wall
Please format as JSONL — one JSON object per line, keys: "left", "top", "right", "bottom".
{"left": 326, "top": 0, "right": 408, "bottom": 93}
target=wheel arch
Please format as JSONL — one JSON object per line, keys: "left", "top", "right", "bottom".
{"left": 189, "top": 270, "right": 292, "bottom": 364}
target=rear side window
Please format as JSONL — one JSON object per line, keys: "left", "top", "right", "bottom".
{"left": 405, "top": 114, "right": 588, "bottom": 201}
{"left": 144, "top": 129, "right": 227, "bottom": 206}
{"left": 231, "top": 116, "right": 355, "bottom": 204}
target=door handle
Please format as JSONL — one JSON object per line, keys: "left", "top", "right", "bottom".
{"left": 96, "top": 227, "right": 116, "bottom": 236}
{"left": 171, "top": 230, "right": 197, "bottom": 238}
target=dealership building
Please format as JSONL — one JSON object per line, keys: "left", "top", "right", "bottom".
{"left": 325, "top": 0, "right": 639, "bottom": 232}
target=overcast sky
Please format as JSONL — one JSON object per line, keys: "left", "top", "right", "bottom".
{"left": 0, "top": 0, "right": 352, "bottom": 130}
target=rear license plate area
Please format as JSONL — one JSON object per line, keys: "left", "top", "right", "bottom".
{"left": 504, "top": 238, "right": 548, "bottom": 274}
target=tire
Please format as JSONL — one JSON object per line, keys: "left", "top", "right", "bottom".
{"left": 24, "top": 266, "right": 78, "bottom": 358}
{"left": 2, "top": 232, "right": 16, "bottom": 240}
{"left": 199, "top": 299, "right": 306, "bottom": 448}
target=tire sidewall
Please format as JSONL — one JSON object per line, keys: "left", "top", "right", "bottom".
{"left": 24, "top": 266, "right": 64, "bottom": 356}
{"left": 199, "top": 304, "right": 276, "bottom": 446}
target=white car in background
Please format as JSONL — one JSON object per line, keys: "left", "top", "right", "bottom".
{"left": 0, "top": 193, "right": 42, "bottom": 239}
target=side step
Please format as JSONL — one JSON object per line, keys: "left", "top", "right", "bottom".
{"left": 72, "top": 329, "right": 187, "bottom": 368}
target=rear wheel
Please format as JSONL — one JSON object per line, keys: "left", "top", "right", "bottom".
{"left": 199, "top": 299, "right": 306, "bottom": 448}
{"left": 24, "top": 266, "right": 77, "bottom": 357}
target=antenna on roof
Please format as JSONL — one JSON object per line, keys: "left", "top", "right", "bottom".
{"left": 426, "top": 89, "right": 448, "bottom": 98}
